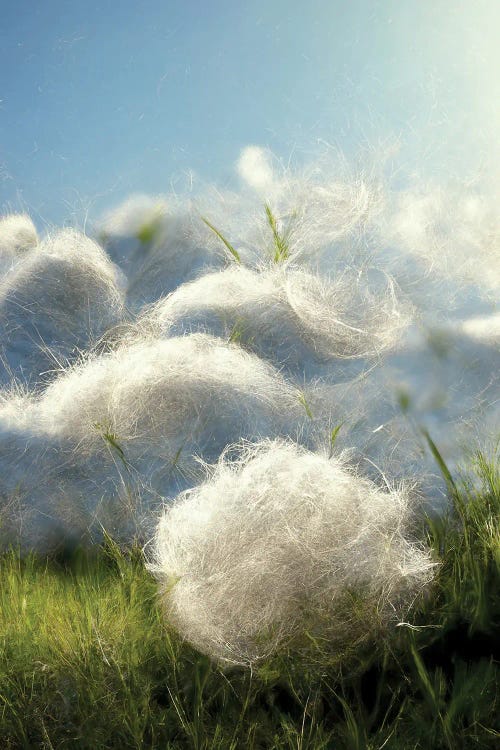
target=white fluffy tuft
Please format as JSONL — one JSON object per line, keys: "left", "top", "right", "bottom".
{"left": 138, "top": 265, "right": 411, "bottom": 378}
{"left": 0, "top": 228, "right": 125, "bottom": 386}
{"left": 151, "top": 439, "right": 435, "bottom": 665}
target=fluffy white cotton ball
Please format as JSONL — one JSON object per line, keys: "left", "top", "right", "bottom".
{"left": 0, "top": 334, "right": 311, "bottom": 552}
{"left": 137, "top": 265, "right": 410, "bottom": 379}
{"left": 0, "top": 228, "right": 125, "bottom": 387}
{"left": 151, "top": 439, "right": 434, "bottom": 665}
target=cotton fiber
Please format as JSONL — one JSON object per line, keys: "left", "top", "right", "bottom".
{"left": 98, "top": 196, "right": 226, "bottom": 308}
{"left": 0, "top": 214, "right": 38, "bottom": 273}
{"left": 0, "top": 334, "right": 309, "bottom": 550}
{"left": 138, "top": 265, "right": 410, "bottom": 379}
{"left": 0, "top": 228, "right": 125, "bottom": 387}
{"left": 151, "top": 439, "right": 434, "bottom": 665}
{"left": 0, "top": 423, "right": 129, "bottom": 553}
{"left": 98, "top": 194, "right": 169, "bottom": 273}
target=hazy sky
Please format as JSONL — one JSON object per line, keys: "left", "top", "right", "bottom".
{"left": 1, "top": 0, "right": 499, "bottom": 226}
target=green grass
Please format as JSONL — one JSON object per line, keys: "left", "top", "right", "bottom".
{"left": 201, "top": 217, "right": 241, "bottom": 264}
{"left": 0, "top": 450, "right": 499, "bottom": 748}
{"left": 201, "top": 203, "right": 295, "bottom": 266}
{"left": 264, "top": 204, "right": 292, "bottom": 263}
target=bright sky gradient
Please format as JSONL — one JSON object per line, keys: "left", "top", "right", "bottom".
{"left": 1, "top": 0, "right": 499, "bottom": 226}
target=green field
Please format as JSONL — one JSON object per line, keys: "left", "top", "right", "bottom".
{"left": 1, "top": 449, "right": 498, "bottom": 749}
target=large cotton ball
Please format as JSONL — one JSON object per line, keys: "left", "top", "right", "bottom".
{"left": 36, "top": 334, "right": 306, "bottom": 457}
{"left": 0, "top": 229, "right": 125, "bottom": 387}
{"left": 151, "top": 440, "right": 434, "bottom": 665}
{"left": 0, "top": 334, "right": 310, "bottom": 551}
{"left": 0, "top": 386, "right": 143, "bottom": 553}
{"left": 0, "top": 426, "right": 126, "bottom": 553}
{"left": 138, "top": 265, "right": 410, "bottom": 379}
{"left": 0, "top": 214, "right": 38, "bottom": 273}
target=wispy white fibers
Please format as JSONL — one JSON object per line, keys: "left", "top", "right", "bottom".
{"left": 0, "top": 335, "right": 309, "bottom": 551}
{"left": 380, "top": 183, "right": 500, "bottom": 302}
{"left": 237, "top": 146, "right": 276, "bottom": 193}
{"left": 98, "top": 196, "right": 226, "bottom": 308}
{"left": 0, "top": 228, "right": 125, "bottom": 387}
{"left": 37, "top": 334, "right": 306, "bottom": 458}
{"left": 138, "top": 265, "right": 411, "bottom": 379}
{"left": 0, "top": 214, "right": 38, "bottom": 273}
{"left": 151, "top": 439, "right": 434, "bottom": 665}
{"left": 98, "top": 194, "right": 169, "bottom": 272}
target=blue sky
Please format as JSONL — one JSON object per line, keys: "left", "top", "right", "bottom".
{"left": 1, "top": 0, "right": 499, "bottom": 227}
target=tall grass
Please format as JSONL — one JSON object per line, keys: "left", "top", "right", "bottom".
{"left": 0, "top": 449, "right": 498, "bottom": 748}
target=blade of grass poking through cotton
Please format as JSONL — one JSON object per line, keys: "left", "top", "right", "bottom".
{"left": 329, "top": 423, "right": 344, "bottom": 458}
{"left": 264, "top": 203, "right": 290, "bottom": 263}
{"left": 136, "top": 217, "right": 162, "bottom": 245}
{"left": 421, "top": 427, "right": 458, "bottom": 496}
{"left": 95, "top": 422, "right": 129, "bottom": 473}
{"left": 201, "top": 217, "right": 240, "bottom": 263}
{"left": 298, "top": 391, "right": 313, "bottom": 419}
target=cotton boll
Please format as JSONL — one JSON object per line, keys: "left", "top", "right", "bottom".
{"left": 151, "top": 439, "right": 434, "bottom": 665}
{"left": 37, "top": 333, "right": 306, "bottom": 453}
{"left": 138, "top": 265, "right": 410, "bottom": 379}
{"left": 0, "top": 334, "right": 306, "bottom": 542}
{"left": 0, "top": 228, "right": 125, "bottom": 387}
{"left": 0, "top": 214, "right": 38, "bottom": 273}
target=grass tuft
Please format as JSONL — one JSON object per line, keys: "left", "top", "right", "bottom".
{"left": 264, "top": 203, "right": 292, "bottom": 263}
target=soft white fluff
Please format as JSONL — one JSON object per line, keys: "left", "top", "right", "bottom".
{"left": 0, "top": 229, "right": 124, "bottom": 386}
{"left": 125, "top": 212, "right": 225, "bottom": 308}
{"left": 138, "top": 265, "right": 410, "bottom": 378}
{"left": 151, "top": 439, "right": 434, "bottom": 665}
{"left": 0, "top": 214, "right": 38, "bottom": 273}
{"left": 0, "top": 335, "right": 308, "bottom": 550}
{"left": 98, "top": 194, "right": 169, "bottom": 273}
{"left": 98, "top": 197, "right": 226, "bottom": 308}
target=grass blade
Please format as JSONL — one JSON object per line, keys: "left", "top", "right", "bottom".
{"left": 201, "top": 217, "right": 241, "bottom": 263}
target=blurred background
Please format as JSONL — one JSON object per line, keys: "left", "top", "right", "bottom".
{"left": 1, "top": 0, "right": 499, "bottom": 228}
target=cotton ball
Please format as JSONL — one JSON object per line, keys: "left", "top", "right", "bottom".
{"left": 151, "top": 439, "right": 434, "bottom": 665}
{"left": 126, "top": 212, "right": 224, "bottom": 308}
{"left": 0, "top": 229, "right": 125, "bottom": 388}
{"left": 138, "top": 265, "right": 410, "bottom": 380}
